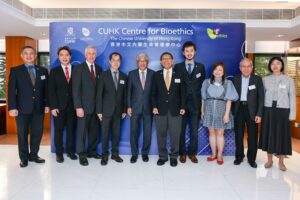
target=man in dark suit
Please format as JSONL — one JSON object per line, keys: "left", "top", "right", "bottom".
{"left": 72, "top": 45, "right": 102, "bottom": 166}
{"left": 174, "top": 41, "right": 206, "bottom": 163}
{"left": 232, "top": 58, "right": 264, "bottom": 168}
{"left": 8, "top": 46, "right": 49, "bottom": 168}
{"left": 152, "top": 52, "right": 186, "bottom": 167}
{"left": 96, "top": 52, "right": 127, "bottom": 166}
{"left": 127, "top": 53, "right": 155, "bottom": 163}
{"left": 49, "top": 46, "right": 77, "bottom": 163}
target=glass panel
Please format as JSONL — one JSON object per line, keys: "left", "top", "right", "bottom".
{"left": 0, "top": 54, "right": 6, "bottom": 100}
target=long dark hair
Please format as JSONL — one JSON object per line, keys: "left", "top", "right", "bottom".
{"left": 210, "top": 62, "right": 226, "bottom": 85}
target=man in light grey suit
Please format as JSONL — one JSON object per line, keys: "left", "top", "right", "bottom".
{"left": 127, "top": 53, "right": 155, "bottom": 163}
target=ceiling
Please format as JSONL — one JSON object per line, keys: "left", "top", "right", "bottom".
{"left": 19, "top": 0, "right": 300, "bottom": 9}
{"left": 0, "top": 0, "right": 299, "bottom": 42}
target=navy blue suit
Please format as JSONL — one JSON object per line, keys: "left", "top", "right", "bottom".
{"left": 127, "top": 68, "right": 154, "bottom": 156}
{"left": 8, "top": 64, "right": 48, "bottom": 161}
{"left": 174, "top": 61, "right": 206, "bottom": 156}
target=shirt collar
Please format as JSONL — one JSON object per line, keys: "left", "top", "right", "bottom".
{"left": 139, "top": 68, "right": 147, "bottom": 73}
{"left": 86, "top": 60, "right": 94, "bottom": 67}
{"left": 185, "top": 60, "right": 194, "bottom": 66}
{"left": 110, "top": 68, "right": 119, "bottom": 73}
{"left": 61, "top": 64, "right": 71, "bottom": 69}
{"left": 25, "top": 63, "right": 35, "bottom": 68}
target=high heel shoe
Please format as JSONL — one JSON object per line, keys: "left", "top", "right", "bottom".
{"left": 217, "top": 159, "right": 224, "bottom": 165}
{"left": 264, "top": 161, "right": 273, "bottom": 169}
{"left": 207, "top": 156, "right": 216, "bottom": 162}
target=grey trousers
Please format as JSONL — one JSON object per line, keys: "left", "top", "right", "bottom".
{"left": 155, "top": 111, "right": 182, "bottom": 160}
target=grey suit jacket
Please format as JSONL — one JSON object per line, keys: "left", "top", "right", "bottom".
{"left": 72, "top": 61, "right": 102, "bottom": 114}
{"left": 127, "top": 68, "right": 155, "bottom": 115}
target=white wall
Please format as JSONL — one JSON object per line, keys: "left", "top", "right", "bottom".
{"left": 0, "top": 39, "right": 5, "bottom": 52}
{"left": 38, "top": 39, "right": 49, "bottom": 52}
{"left": 246, "top": 41, "right": 290, "bottom": 54}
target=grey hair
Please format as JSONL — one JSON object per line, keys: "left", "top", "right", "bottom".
{"left": 136, "top": 52, "right": 149, "bottom": 63}
{"left": 239, "top": 58, "right": 253, "bottom": 67}
{"left": 85, "top": 45, "right": 97, "bottom": 54}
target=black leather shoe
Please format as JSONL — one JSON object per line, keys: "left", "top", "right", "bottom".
{"left": 87, "top": 153, "right": 102, "bottom": 159}
{"left": 234, "top": 158, "right": 243, "bottom": 165}
{"left": 20, "top": 160, "right": 28, "bottom": 168}
{"left": 29, "top": 156, "right": 45, "bottom": 163}
{"left": 157, "top": 159, "right": 167, "bottom": 166}
{"left": 249, "top": 161, "right": 257, "bottom": 168}
{"left": 101, "top": 156, "right": 108, "bottom": 166}
{"left": 142, "top": 155, "right": 149, "bottom": 162}
{"left": 79, "top": 156, "right": 89, "bottom": 166}
{"left": 170, "top": 159, "right": 178, "bottom": 167}
{"left": 130, "top": 156, "right": 138, "bottom": 163}
{"left": 56, "top": 155, "right": 64, "bottom": 163}
{"left": 111, "top": 155, "right": 123, "bottom": 163}
{"left": 67, "top": 153, "right": 78, "bottom": 160}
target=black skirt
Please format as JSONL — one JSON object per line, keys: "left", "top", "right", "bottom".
{"left": 259, "top": 101, "right": 292, "bottom": 155}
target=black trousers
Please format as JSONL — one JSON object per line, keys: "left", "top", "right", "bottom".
{"left": 155, "top": 111, "right": 182, "bottom": 160}
{"left": 76, "top": 113, "right": 99, "bottom": 155}
{"left": 234, "top": 104, "right": 258, "bottom": 162}
{"left": 101, "top": 112, "right": 121, "bottom": 156}
{"left": 130, "top": 113, "right": 152, "bottom": 156}
{"left": 179, "top": 102, "right": 200, "bottom": 155}
{"left": 16, "top": 113, "right": 44, "bottom": 161}
{"left": 53, "top": 107, "right": 76, "bottom": 155}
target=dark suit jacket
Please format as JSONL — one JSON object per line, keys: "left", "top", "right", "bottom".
{"left": 127, "top": 68, "right": 155, "bottom": 115}
{"left": 152, "top": 69, "right": 186, "bottom": 116}
{"left": 8, "top": 64, "right": 48, "bottom": 114}
{"left": 174, "top": 61, "right": 205, "bottom": 113}
{"left": 232, "top": 74, "right": 264, "bottom": 120}
{"left": 72, "top": 61, "right": 102, "bottom": 114}
{"left": 48, "top": 65, "right": 74, "bottom": 111}
{"left": 96, "top": 69, "right": 127, "bottom": 117}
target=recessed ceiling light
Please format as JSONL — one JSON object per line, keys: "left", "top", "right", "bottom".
{"left": 276, "top": 34, "right": 285, "bottom": 38}
{"left": 41, "top": 32, "right": 47, "bottom": 36}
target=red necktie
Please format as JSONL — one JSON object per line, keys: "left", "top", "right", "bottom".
{"left": 65, "top": 66, "right": 70, "bottom": 83}
{"left": 90, "top": 64, "right": 95, "bottom": 83}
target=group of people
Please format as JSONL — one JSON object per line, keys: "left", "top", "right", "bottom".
{"left": 8, "top": 41, "right": 296, "bottom": 171}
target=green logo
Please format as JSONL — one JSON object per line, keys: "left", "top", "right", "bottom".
{"left": 207, "top": 28, "right": 228, "bottom": 40}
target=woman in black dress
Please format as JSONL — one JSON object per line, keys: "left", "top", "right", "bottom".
{"left": 259, "top": 57, "right": 296, "bottom": 171}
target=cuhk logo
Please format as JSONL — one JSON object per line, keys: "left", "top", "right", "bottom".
{"left": 67, "top": 27, "right": 74, "bottom": 36}
{"left": 82, "top": 27, "right": 90, "bottom": 37}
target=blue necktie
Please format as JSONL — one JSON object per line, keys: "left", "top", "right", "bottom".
{"left": 188, "top": 63, "right": 192, "bottom": 74}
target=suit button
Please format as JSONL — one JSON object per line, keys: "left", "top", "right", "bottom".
{"left": 33, "top": 89, "right": 36, "bottom": 91}
{"left": 167, "top": 92, "right": 170, "bottom": 95}
{"left": 32, "top": 97, "right": 35, "bottom": 99}
{"left": 166, "top": 100, "right": 168, "bottom": 103}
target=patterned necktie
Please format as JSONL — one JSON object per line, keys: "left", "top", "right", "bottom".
{"left": 90, "top": 64, "right": 95, "bottom": 84}
{"left": 188, "top": 63, "right": 192, "bottom": 74}
{"left": 113, "top": 71, "right": 118, "bottom": 90}
{"left": 65, "top": 66, "right": 70, "bottom": 83}
{"left": 141, "top": 71, "right": 145, "bottom": 90}
{"left": 165, "top": 70, "right": 170, "bottom": 91}
{"left": 28, "top": 65, "right": 35, "bottom": 86}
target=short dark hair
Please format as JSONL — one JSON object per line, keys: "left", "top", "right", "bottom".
{"left": 210, "top": 61, "right": 227, "bottom": 85}
{"left": 268, "top": 57, "right": 285, "bottom": 72}
{"left": 109, "top": 52, "right": 122, "bottom": 61}
{"left": 182, "top": 41, "right": 196, "bottom": 52}
{"left": 57, "top": 46, "right": 72, "bottom": 56}
{"left": 20, "top": 46, "right": 36, "bottom": 54}
{"left": 160, "top": 52, "right": 173, "bottom": 61}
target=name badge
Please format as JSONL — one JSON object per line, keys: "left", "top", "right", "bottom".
{"left": 175, "top": 79, "right": 181, "bottom": 83}
{"left": 120, "top": 80, "right": 125, "bottom": 84}
{"left": 196, "top": 73, "right": 201, "bottom": 78}
{"left": 248, "top": 85, "right": 256, "bottom": 90}
{"left": 279, "top": 84, "right": 286, "bottom": 89}
{"left": 41, "top": 75, "right": 46, "bottom": 80}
